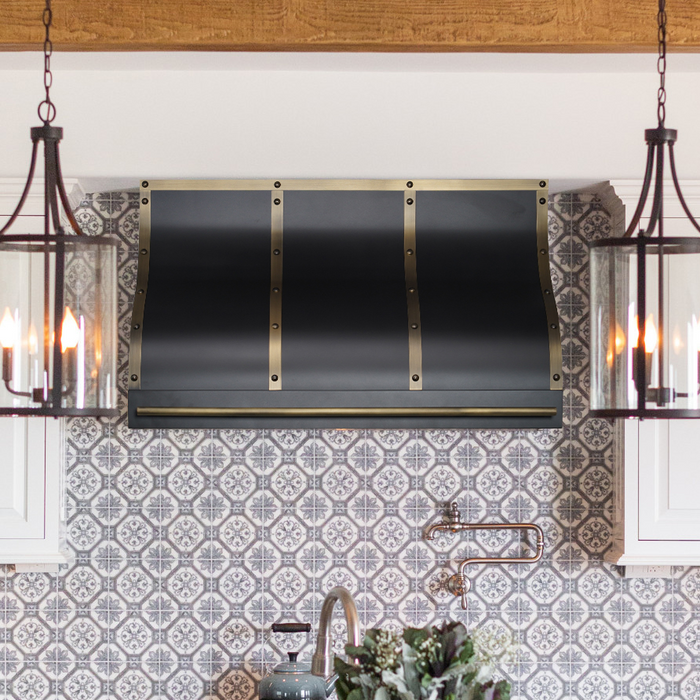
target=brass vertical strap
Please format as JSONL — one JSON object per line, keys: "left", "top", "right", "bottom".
{"left": 535, "top": 184, "right": 563, "bottom": 391}
{"left": 269, "top": 191, "right": 283, "bottom": 390}
{"left": 404, "top": 190, "right": 422, "bottom": 390}
{"left": 129, "top": 184, "right": 151, "bottom": 390}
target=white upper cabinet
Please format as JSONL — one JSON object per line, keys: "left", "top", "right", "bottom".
{"left": 638, "top": 420, "right": 700, "bottom": 541}
{"left": 0, "top": 416, "right": 47, "bottom": 538}
{"left": 610, "top": 419, "right": 700, "bottom": 564}
{"left": 0, "top": 416, "right": 67, "bottom": 566}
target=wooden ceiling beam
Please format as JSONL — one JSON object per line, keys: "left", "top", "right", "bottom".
{"left": 1, "top": 1, "right": 700, "bottom": 52}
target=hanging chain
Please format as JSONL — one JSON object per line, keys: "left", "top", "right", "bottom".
{"left": 657, "top": 0, "right": 667, "bottom": 126}
{"left": 37, "top": 0, "right": 56, "bottom": 124}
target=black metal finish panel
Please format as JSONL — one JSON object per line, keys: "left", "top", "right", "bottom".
{"left": 417, "top": 191, "right": 549, "bottom": 390}
{"left": 282, "top": 191, "right": 408, "bottom": 390}
{"left": 142, "top": 190, "right": 270, "bottom": 390}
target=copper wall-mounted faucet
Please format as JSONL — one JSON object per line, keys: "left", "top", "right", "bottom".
{"left": 424, "top": 502, "right": 545, "bottom": 610}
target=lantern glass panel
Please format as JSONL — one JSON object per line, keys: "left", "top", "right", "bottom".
{"left": 0, "top": 236, "right": 118, "bottom": 415}
{"left": 590, "top": 239, "right": 700, "bottom": 415}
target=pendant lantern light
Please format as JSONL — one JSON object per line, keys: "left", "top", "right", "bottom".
{"left": 590, "top": 0, "right": 700, "bottom": 418}
{"left": 0, "top": 0, "right": 118, "bottom": 417}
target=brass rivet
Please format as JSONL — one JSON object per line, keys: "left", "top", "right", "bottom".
{"left": 408, "top": 288, "right": 415, "bottom": 293}
{"left": 539, "top": 180, "right": 546, "bottom": 188}
{"left": 412, "top": 374, "right": 420, "bottom": 382}
{"left": 539, "top": 197, "right": 547, "bottom": 205}
{"left": 130, "top": 374, "right": 138, "bottom": 381}
{"left": 271, "top": 374, "right": 279, "bottom": 381}
{"left": 407, "top": 181, "right": 413, "bottom": 188}
{"left": 273, "top": 287, "right": 280, "bottom": 293}
{"left": 273, "top": 249, "right": 281, "bottom": 255}
{"left": 142, "top": 181, "right": 149, "bottom": 188}
{"left": 544, "top": 289, "right": 551, "bottom": 295}
{"left": 274, "top": 181, "right": 281, "bottom": 188}
{"left": 407, "top": 249, "right": 414, "bottom": 255}
{"left": 141, "top": 198, "right": 149, "bottom": 205}
{"left": 553, "top": 374, "right": 560, "bottom": 381}
{"left": 407, "top": 198, "right": 414, "bottom": 205}
{"left": 134, "top": 324, "right": 140, "bottom": 330}
{"left": 137, "top": 289, "right": 144, "bottom": 294}
{"left": 272, "top": 323, "right": 279, "bottom": 329}
{"left": 540, "top": 249, "right": 547, "bottom": 255}
{"left": 550, "top": 324, "right": 556, "bottom": 329}
{"left": 274, "top": 198, "right": 281, "bottom": 205}
{"left": 411, "top": 323, "right": 418, "bottom": 329}
{"left": 140, "top": 249, "right": 148, "bottom": 255}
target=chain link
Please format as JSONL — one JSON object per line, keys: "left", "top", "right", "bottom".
{"left": 37, "top": 0, "right": 56, "bottom": 123}
{"left": 657, "top": 0, "right": 667, "bottom": 126}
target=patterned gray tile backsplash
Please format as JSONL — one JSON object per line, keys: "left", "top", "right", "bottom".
{"left": 2, "top": 190, "right": 700, "bottom": 700}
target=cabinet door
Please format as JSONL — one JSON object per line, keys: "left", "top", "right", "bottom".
{"left": 638, "top": 419, "right": 700, "bottom": 540}
{"left": 0, "top": 417, "right": 48, "bottom": 538}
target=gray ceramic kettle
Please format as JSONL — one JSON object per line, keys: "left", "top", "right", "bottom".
{"left": 260, "top": 623, "right": 337, "bottom": 700}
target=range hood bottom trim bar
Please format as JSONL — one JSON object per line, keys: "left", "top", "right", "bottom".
{"left": 136, "top": 406, "right": 557, "bottom": 417}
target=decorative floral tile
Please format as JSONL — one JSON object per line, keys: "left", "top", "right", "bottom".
{"left": 3, "top": 191, "right": 699, "bottom": 698}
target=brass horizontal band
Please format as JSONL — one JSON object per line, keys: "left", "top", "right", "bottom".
{"left": 136, "top": 407, "right": 557, "bottom": 417}
{"left": 269, "top": 192, "right": 283, "bottom": 390}
{"left": 146, "top": 179, "right": 546, "bottom": 192}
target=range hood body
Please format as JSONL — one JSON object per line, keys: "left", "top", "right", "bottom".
{"left": 128, "top": 180, "right": 562, "bottom": 428}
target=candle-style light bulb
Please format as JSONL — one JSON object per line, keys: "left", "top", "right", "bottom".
{"left": 0, "top": 307, "right": 16, "bottom": 384}
{"left": 673, "top": 326, "right": 683, "bottom": 354}
{"left": 61, "top": 308, "right": 80, "bottom": 353}
{"left": 644, "top": 314, "right": 658, "bottom": 354}
{"left": 27, "top": 323, "right": 38, "bottom": 356}
{"left": 0, "top": 307, "right": 16, "bottom": 349}
{"left": 61, "top": 307, "right": 79, "bottom": 386}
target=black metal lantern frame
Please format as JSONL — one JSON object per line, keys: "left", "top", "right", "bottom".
{"left": 0, "top": 1, "right": 118, "bottom": 417}
{"left": 590, "top": 0, "right": 700, "bottom": 419}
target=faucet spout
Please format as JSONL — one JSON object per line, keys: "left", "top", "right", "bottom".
{"left": 311, "top": 586, "right": 361, "bottom": 679}
{"left": 424, "top": 502, "right": 469, "bottom": 539}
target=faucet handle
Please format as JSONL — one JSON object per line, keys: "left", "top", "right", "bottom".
{"left": 272, "top": 622, "right": 312, "bottom": 634}
{"left": 447, "top": 573, "right": 471, "bottom": 610}
{"left": 448, "top": 501, "right": 461, "bottom": 524}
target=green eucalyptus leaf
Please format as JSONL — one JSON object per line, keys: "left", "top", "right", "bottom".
{"left": 457, "top": 640, "right": 474, "bottom": 665}
{"left": 346, "top": 644, "right": 372, "bottom": 659}
{"left": 403, "top": 628, "right": 429, "bottom": 650}
{"left": 364, "top": 630, "right": 380, "bottom": 645}
{"left": 491, "top": 680, "right": 511, "bottom": 700}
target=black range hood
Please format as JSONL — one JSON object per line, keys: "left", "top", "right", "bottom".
{"left": 128, "top": 180, "right": 562, "bottom": 429}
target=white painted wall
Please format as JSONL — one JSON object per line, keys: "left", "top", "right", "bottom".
{"left": 1, "top": 52, "right": 700, "bottom": 191}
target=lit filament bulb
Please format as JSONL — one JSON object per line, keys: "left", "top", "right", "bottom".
{"left": 673, "top": 326, "right": 684, "bottom": 354}
{"left": 28, "top": 323, "right": 38, "bottom": 356}
{"left": 644, "top": 314, "right": 658, "bottom": 354}
{"left": 0, "top": 308, "right": 16, "bottom": 349}
{"left": 61, "top": 308, "right": 80, "bottom": 353}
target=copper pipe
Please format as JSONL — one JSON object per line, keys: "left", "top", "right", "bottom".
{"left": 424, "top": 502, "right": 545, "bottom": 610}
